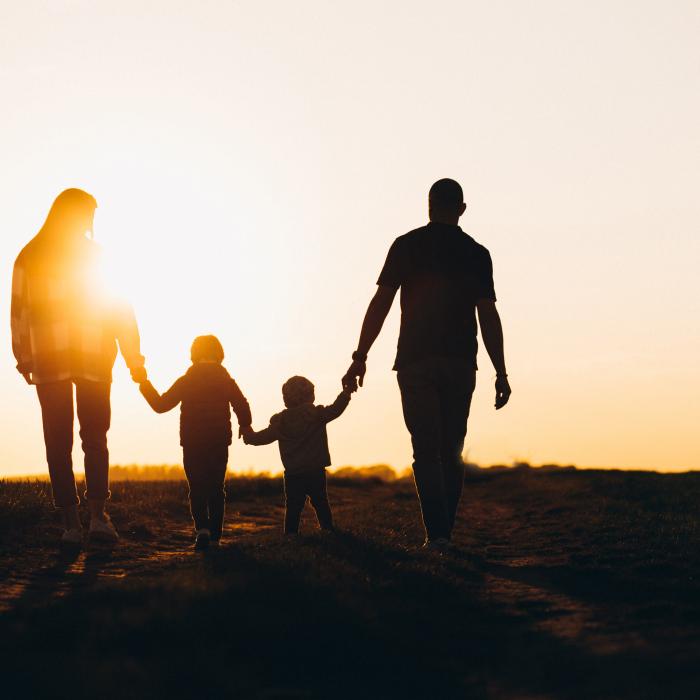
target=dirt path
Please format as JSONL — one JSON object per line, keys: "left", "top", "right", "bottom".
{"left": 1, "top": 472, "right": 699, "bottom": 699}
{"left": 0, "top": 513, "right": 275, "bottom": 613}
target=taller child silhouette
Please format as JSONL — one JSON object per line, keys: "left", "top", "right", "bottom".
{"left": 342, "top": 179, "right": 511, "bottom": 549}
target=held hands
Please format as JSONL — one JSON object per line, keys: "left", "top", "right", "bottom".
{"left": 130, "top": 365, "right": 148, "bottom": 384}
{"left": 495, "top": 375, "right": 511, "bottom": 410}
{"left": 342, "top": 359, "right": 366, "bottom": 393}
{"left": 239, "top": 425, "right": 254, "bottom": 442}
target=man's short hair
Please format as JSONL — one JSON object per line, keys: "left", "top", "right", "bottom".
{"left": 429, "top": 179, "right": 464, "bottom": 209}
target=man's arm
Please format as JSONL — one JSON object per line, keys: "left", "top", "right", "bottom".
{"left": 342, "top": 285, "right": 397, "bottom": 391}
{"left": 476, "top": 299, "right": 511, "bottom": 409}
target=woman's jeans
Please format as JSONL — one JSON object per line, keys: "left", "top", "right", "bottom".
{"left": 36, "top": 380, "right": 112, "bottom": 508}
{"left": 397, "top": 357, "right": 476, "bottom": 541}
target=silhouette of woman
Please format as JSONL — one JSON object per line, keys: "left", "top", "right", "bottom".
{"left": 11, "top": 189, "right": 146, "bottom": 546}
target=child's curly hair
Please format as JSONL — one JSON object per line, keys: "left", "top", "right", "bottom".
{"left": 282, "top": 376, "right": 315, "bottom": 408}
{"left": 191, "top": 335, "right": 225, "bottom": 363}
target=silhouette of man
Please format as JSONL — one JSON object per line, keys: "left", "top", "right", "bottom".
{"left": 11, "top": 189, "right": 146, "bottom": 546}
{"left": 342, "top": 179, "right": 511, "bottom": 548}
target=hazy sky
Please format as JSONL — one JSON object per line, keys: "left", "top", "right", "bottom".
{"left": 1, "top": 1, "right": 699, "bottom": 476}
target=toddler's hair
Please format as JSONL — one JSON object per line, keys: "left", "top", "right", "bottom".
{"left": 191, "top": 335, "right": 225, "bottom": 363}
{"left": 282, "top": 376, "right": 315, "bottom": 408}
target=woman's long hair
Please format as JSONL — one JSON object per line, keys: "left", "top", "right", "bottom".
{"left": 37, "top": 188, "right": 97, "bottom": 242}
{"left": 26, "top": 189, "right": 99, "bottom": 279}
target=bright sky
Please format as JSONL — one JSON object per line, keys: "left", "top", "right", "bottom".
{"left": 1, "top": 1, "right": 699, "bottom": 476}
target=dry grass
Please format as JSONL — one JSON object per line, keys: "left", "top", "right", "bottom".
{"left": 1, "top": 469, "right": 700, "bottom": 699}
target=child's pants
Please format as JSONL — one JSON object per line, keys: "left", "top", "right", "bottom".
{"left": 284, "top": 468, "right": 334, "bottom": 534}
{"left": 183, "top": 445, "right": 228, "bottom": 539}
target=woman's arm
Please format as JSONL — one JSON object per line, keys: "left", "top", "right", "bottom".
{"left": 114, "top": 300, "right": 146, "bottom": 381}
{"left": 229, "top": 379, "right": 253, "bottom": 430}
{"left": 10, "top": 260, "right": 32, "bottom": 383}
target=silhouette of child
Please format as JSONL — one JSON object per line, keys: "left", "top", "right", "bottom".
{"left": 137, "top": 335, "right": 252, "bottom": 550}
{"left": 243, "top": 376, "right": 351, "bottom": 534}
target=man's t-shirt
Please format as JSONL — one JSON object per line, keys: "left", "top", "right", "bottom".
{"left": 377, "top": 222, "right": 496, "bottom": 370}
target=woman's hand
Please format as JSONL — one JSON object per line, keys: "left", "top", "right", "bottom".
{"left": 130, "top": 366, "right": 148, "bottom": 384}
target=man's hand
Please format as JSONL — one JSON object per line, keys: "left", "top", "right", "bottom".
{"left": 239, "top": 425, "right": 253, "bottom": 441}
{"left": 477, "top": 299, "right": 510, "bottom": 409}
{"left": 130, "top": 366, "right": 148, "bottom": 384}
{"left": 342, "top": 360, "right": 366, "bottom": 392}
{"left": 342, "top": 286, "right": 396, "bottom": 393}
{"left": 495, "top": 375, "right": 511, "bottom": 409}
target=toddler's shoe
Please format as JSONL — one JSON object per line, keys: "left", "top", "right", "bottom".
{"left": 89, "top": 514, "right": 119, "bottom": 543}
{"left": 194, "top": 529, "right": 211, "bottom": 551}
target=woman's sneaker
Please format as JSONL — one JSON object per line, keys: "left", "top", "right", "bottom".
{"left": 61, "top": 528, "right": 83, "bottom": 547}
{"left": 89, "top": 514, "right": 119, "bottom": 543}
{"left": 194, "top": 529, "right": 211, "bottom": 551}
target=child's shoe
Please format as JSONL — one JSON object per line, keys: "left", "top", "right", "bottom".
{"left": 194, "top": 529, "right": 211, "bottom": 551}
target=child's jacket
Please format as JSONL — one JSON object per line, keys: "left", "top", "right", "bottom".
{"left": 140, "top": 363, "right": 251, "bottom": 447}
{"left": 246, "top": 392, "right": 350, "bottom": 475}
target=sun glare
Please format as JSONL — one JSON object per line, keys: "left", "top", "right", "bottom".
{"left": 90, "top": 173, "right": 273, "bottom": 389}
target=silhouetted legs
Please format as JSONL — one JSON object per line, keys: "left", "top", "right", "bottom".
{"left": 284, "top": 482, "right": 306, "bottom": 534}
{"left": 397, "top": 358, "right": 475, "bottom": 541}
{"left": 75, "top": 380, "right": 111, "bottom": 502}
{"left": 37, "top": 381, "right": 76, "bottom": 508}
{"left": 183, "top": 445, "right": 228, "bottom": 539}
{"left": 308, "top": 471, "right": 334, "bottom": 530}
{"left": 440, "top": 391, "right": 471, "bottom": 536}
{"left": 284, "top": 469, "right": 334, "bottom": 534}
{"left": 36, "top": 379, "right": 111, "bottom": 509}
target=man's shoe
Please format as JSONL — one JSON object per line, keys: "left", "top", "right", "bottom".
{"left": 61, "top": 528, "right": 83, "bottom": 547}
{"left": 194, "top": 529, "right": 211, "bottom": 551}
{"left": 422, "top": 537, "right": 451, "bottom": 553}
{"left": 89, "top": 515, "right": 119, "bottom": 543}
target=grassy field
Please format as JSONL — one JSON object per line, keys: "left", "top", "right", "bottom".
{"left": 1, "top": 468, "right": 699, "bottom": 699}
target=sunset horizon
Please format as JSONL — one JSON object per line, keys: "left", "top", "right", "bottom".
{"left": 2, "top": 3, "right": 700, "bottom": 698}
{"left": 2, "top": 4, "right": 699, "bottom": 478}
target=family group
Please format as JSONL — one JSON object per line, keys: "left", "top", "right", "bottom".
{"left": 11, "top": 179, "right": 511, "bottom": 553}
